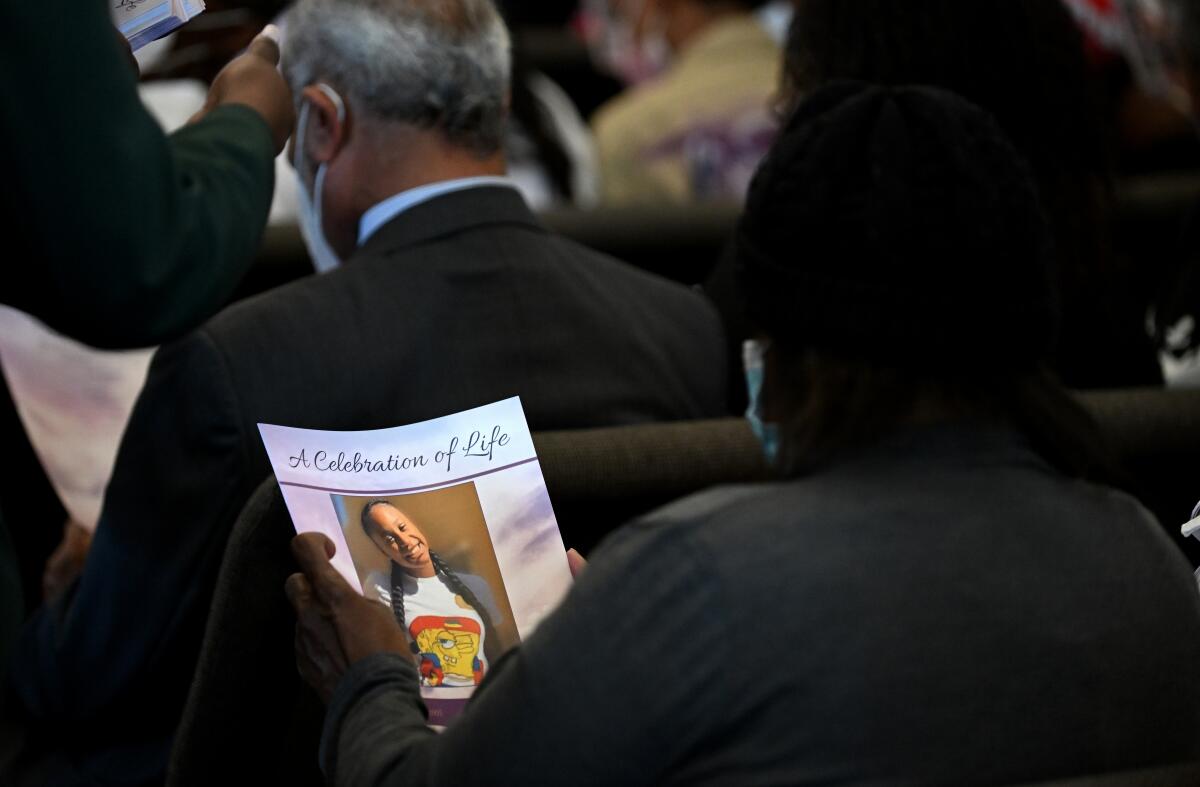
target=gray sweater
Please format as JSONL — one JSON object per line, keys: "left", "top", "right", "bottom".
{"left": 320, "top": 424, "right": 1200, "bottom": 785}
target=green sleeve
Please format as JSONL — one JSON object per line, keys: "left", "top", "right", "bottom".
{"left": 1, "top": 0, "right": 276, "bottom": 349}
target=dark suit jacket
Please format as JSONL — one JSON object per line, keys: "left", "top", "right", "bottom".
{"left": 12, "top": 186, "right": 725, "bottom": 786}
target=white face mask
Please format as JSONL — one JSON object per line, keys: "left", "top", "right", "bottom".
{"left": 293, "top": 83, "right": 347, "bottom": 274}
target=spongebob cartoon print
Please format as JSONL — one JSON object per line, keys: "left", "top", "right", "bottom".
{"left": 410, "top": 615, "right": 486, "bottom": 686}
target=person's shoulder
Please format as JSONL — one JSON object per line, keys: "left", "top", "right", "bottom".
{"left": 594, "top": 483, "right": 778, "bottom": 564}
{"left": 458, "top": 571, "right": 493, "bottom": 599}
{"left": 363, "top": 569, "right": 391, "bottom": 605}
{"left": 591, "top": 74, "right": 684, "bottom": 152}
{"left": 205, "top": 268, "right": 344, "bottom": 338}
{"left": 637, "top": 484, "right": 769, "bottom": 529}
{"left": 185, "top": 262, "right": 417, "bottom": 419}
{"left": 199, "top": 251, "right": 417, "bottom": 373}
{"left": 574, "top": 484, "right": 797, "bottom": 631}
{"left": 545, "top": 233, "right": 719, "bottom": 314}
{"left": 1067, "top": 476, "right": 1157, "bottom": 520}
{"left": 1054, "top": 474, "right": 1185, "bottom": 558}
{"left": 594, "top": 18, "right": 779, "bottom": 145}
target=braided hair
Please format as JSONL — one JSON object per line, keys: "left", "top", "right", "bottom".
{"left": 361, "top": 500, "right": 495, "bottom": 653}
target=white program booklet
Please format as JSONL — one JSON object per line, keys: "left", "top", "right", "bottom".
{"left": 111, "top": 0, "right": 205, "bottom": 51}
{"left": 0, "top": 306, "right": 154, "bottom": 532}
{"left": 258, "top": 397, "right": 572, "bottom": 726}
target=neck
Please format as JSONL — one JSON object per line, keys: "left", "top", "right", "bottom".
{"left": 358, "top": 123, "right": 504, "bottom": 202}
{"left": 402, "top": 563, "right": 437, "bottom": 579}
{"left": 326, "top": 122, "right": 506, "bottom": 255}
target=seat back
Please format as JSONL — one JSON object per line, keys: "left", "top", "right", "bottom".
{"left": 1083, "top": 388, "right": 1200, "bottom": 562}
{"left": 165, "top": 473, "right": 324, "bottom": 787}
{"left": 1008, "top": 760, "right": 1200, "bottom": 786}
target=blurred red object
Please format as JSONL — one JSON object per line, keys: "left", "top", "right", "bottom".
{"left": 1062, "top": 0, "right": 1126, "bottom": 66}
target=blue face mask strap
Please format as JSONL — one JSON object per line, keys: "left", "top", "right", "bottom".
{"left": 743, "top": 339, "right": 780, "bottom": 465}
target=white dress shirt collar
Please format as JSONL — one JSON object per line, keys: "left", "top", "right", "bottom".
{"left": 357, "top": 176, "right": 517, "bottom": 247}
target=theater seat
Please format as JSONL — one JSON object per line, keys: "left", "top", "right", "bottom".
{"left": 166, "top": 389, "right": 1200, "bottom": 785}
{"left": 231, "top": 202, "right": 744, "bottom": 305}
{"left": 165, "top": 472, "right": 319, "bottom": 787}
{"left": 1008, "top": 760, "right": 1200, "bottom": 786}
{"left": 539, "top": 203, "right": 741, "bottom": 285}
{"left": 228, "top": 173, "right": 1200, "bottom": 306}
{"left": 1083, "top": 388, "right": 1200, "bottom": 563}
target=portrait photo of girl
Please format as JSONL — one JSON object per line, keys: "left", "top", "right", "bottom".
{"left": 331, "top": 484, "right": 520, "bottom": 687}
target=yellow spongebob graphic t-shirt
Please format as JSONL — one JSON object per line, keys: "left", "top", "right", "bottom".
{"left": 366, "top": 571, "right": 488, "bottom": 688}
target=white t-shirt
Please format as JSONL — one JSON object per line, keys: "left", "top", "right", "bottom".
{"left": 366, "top": 570, "right": 489, "bottom": 688}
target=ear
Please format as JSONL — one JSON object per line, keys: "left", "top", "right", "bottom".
{"left": 297, "top": 84, "right": 349, "bottom": 166}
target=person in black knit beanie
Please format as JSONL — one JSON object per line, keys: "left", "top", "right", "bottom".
{"left": 285, "top": 82, "right": 1200, "bottom": 786}
{"left": 738, "top": 80, "right": 1057, "bottom": 371}
{"left": 737, "top": 81, "right": 1122, "bottom": 479}
{"left": 768, "top": 0, "right": 1164, "bottom": 390}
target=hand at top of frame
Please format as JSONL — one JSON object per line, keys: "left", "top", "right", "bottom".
{"left": 190, "top": 25, "right": 294, "bottom": 153}
{"left": 285, "top": 532, "right": 409, "bottom": 703}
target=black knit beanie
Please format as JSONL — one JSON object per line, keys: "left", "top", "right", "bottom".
{"left": 737, "top": 81, "right": 1059, "bottom": 372}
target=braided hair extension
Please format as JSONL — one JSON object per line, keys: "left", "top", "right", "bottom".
{"left": 389, "top": 561, "right": 418, "bottom": 654}
{"left": 429, "top": 551, "right": 494, "bottom": 639}
{"left": 387, "top": 551, "right": 494, "bottom": 641}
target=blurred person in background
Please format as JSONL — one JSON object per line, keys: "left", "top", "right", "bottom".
{"left": 1062, "top": 0, "right": 1200, "bottom": 175}
{"left": 286, "top": 83, "right": 1200, "bottom": 786}
{"left": 768, "top": 0, "right": 1164, "bottom": 390}
{"left": 1151, "top": 0, "right": 1200, "bottom": 385}
{"left": 590, "top": 0, "right": 781, "bottom": 205}
{"left": 755, "top": 0, "right": 793, "bottom": 43}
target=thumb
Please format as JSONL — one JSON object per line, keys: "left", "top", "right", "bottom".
{"left": 291, "top": 532, "right": 353, "bottom": 606}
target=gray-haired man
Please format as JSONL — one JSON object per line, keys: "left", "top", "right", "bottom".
{"left": 10, "top": 1, "right": 726, "bottom": 783}
{"left": 281, "top": 0, "right": 515, "bottom": 270}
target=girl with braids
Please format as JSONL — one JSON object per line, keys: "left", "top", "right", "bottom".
{"left": 359, "top": 500, "right": 501, "bottom": 688}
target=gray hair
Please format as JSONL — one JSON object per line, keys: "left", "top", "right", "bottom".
{"left": 282, "top": 0, "right": 511, "bottom": 154}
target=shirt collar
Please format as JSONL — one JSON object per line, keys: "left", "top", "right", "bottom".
{"left": 357, "top": 176, "right": 517, "bottom": 247}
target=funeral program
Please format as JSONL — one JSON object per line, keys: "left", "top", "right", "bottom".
{"left": 258, "top": 397, "right": 572, "bottom": 725}
{"left": 111, "top": 0, "right": 205, "bottom": 51}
